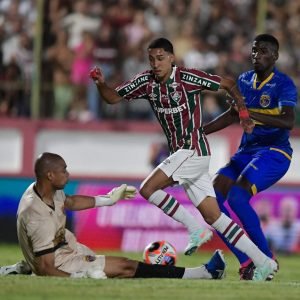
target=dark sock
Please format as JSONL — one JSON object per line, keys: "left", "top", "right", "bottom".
{"left": 133, "top": 262, "right": 185, "bottom": 278}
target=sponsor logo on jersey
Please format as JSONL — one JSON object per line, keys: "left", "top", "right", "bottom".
{"left": 170, "top": 91, "right": 182, "bottom": 102}
{"left": 154, "top": 103, "right": 187, "bottom": 114}
{"left": 260, "top": 94, "right": 271, "bottom": 107}
{"left": 182, "top": 73, "right": 212, "bottom": 87}
{"left": 265, "top": 83, "right": 276, "bottom": 87}
{"left": 149, "top": 93, "right": 157, "bottom": 101}
{"left": 124, "top": 75, "right": 149, "bottom": 93}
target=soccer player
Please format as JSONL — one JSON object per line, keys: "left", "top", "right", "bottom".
{"left": 89, "top": 37, "right": 278, "bottom": 281}
{"left": 204, "top": 34, "right": 298, "bottom": 280}
{"left": 8, "top": 152, "right": 226, "bottom": 280}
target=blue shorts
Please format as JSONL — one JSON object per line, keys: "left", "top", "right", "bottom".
{"left": 217, "top": 148, "right": 291, "bottom": 193}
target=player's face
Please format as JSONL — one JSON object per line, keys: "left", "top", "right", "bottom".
{"left": 148, "top": 48, "right": 174, "bottom": 83}
{"left": 251, "top": 41, "right": 277, "bottom": 73}
{"left": 50, "top": 159, "right": 69, "bottom": 190}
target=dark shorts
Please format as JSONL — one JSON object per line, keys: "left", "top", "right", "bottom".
{"left": 217, "top": 147, "right": 291, "bottom": 193}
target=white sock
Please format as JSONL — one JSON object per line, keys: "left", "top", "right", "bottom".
{"left": 148, "top": 190, "right": 201, "bottom": 233}
{"left": 182, "top": 265, "right": 212, "bottom": 279}
{"left": 212, "top": 213, "right": 269, "bottom": 267}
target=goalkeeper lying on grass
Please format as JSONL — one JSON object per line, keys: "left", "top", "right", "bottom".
{"left": 0, "top": 152, "right": 225, "bottom": 280}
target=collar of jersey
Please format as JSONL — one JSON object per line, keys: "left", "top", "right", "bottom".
{"left": 252, "top": 71, "right": 274, "bottom": 90}
{"left": 165, "top": 65, "right": 177, "bottom": 84}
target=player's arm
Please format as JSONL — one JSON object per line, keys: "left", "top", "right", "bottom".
{"left": 64, "top": 184, "right": 137, "bottom": 211}
{"left": 250, "top": 106, "right": 295, "bottom": 129}
{"left": 64, "top": 195, "right": 95, "bottom": 210}
{"left": 219, "top": 77, "right": 254, "bottom": 133}
{"left": 203, "top": 106, "right": 239, "bottom": 135}
{"left": 35, "top": 252, "right": 70, "bottom": 277}
{"left": 220, "top": 78, "right": 246, "bottom": 111}
{"left": 89, "top": 66, "right": 122, "bottom": 104}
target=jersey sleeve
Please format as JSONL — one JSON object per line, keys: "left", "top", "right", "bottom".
{"left": 180, "top": 68, "right": 221, "bottom": 92}
{"left": 116, "top": 71, "right": 151, "bottom": 101}
{"left": 277, "top": 75, "right": 298, "bottom": 108}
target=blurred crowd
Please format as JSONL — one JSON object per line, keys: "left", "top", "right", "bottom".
{"left": 0, "top": 0, "right": 300, "bottom": 123}
{"left": 255, "top": 196, "right": 300, "bottom": 254}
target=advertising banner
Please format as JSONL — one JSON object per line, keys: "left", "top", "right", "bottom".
{"left": 74, "top": 183, "right": 300, "bottom": 253}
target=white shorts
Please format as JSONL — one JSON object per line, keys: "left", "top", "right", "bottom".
{"left": 158, "top": 149, "right": 215, "bottom": 206}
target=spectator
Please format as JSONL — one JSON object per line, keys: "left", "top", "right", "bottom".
{"left": 61, "top": 0, "right": 100, "bottom": 50}
{"left": 266, "top": 197, "right": 300, "bottom": 254}
{"left": 45, "top": 30, "right": 74, "bottom": 119}
{"left": 0, "top": 61, "right": 27, "bottom": 117}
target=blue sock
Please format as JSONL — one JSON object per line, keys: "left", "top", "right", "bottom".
{"left": 227, "top": 185, "right": 273, "bottom": 258}
{"left": 215, "top": 191, "right": 249, "bottom": 265}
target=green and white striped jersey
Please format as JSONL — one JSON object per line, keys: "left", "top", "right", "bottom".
{"left": 116, "top": 66, "right": 221, "bottom": 156}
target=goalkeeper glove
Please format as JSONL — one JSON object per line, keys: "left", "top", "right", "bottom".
{"left": 94, "top": 184, "right": 137, "bottom": 207}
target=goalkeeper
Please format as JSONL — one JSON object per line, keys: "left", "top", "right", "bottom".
{"left": 3, "top": 152, "right": 226, "bottom": 280}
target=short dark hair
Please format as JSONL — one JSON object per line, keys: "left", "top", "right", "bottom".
{"left": 148, "top": 38, "right": 174, "bottom": 54}
{"left": 34, "top": 152, "right": 63, "bottom": 178}
{"left": 254, "top": 34, "right": 279, "bottom": 51}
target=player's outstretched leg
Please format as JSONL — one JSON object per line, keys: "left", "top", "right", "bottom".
{"left": 132, "top": 250, "right": 226, "bottom": 280}
{"left": 106, "top": 252, "right": 226, "bottom": 280}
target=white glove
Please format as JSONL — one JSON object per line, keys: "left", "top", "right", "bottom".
{"left": 94, "top": 184, "right": 137, "bottom": 207}
{"left": 70, "top": 271, "right": 88, "bottom": 278}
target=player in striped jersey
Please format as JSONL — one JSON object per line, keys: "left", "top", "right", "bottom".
{"left": 90, "top": 38, "right": 278, "bottom": 281}
{"left": 204, "top": 34, "right": 298, "bottom": 280}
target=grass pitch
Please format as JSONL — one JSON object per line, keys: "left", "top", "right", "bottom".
{"left": 0, "top": 244, "right": 299, "bottom": 300}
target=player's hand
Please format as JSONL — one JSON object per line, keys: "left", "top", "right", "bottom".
{"left": 94, "top": 184, "right": 137, "bottom": 207}
{"left": 89, "top": 66, "right": 105, "bottom": 84}
{"left": 108, "top": 184, "right": 137, "bottom": 202}
{"left": 240, "top": 118, "right": 255, "bottom": 134}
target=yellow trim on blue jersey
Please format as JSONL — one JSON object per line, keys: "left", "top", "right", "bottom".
{"left": 249, "top": 107, "right": 280, "bottom": 115}
{"left": 251, "top": 184, "right": 257, "bottom": 195}
{"left": 270, "top": 148, "right": 292, "bottom": 160}
{"left": 253, "top": 72, "right": 274, "bottom": 90}
{"left": 252, "top": 120, "right": 264, "bottom": 125}
{"left": 249, "top": 107, "right": 280, "bottom": 125}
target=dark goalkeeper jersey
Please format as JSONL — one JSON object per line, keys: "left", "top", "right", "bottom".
{"left": 116, "top": 66, "right": 221, "bottom": 156}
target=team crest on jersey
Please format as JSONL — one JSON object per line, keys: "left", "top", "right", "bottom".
{"left": 170, "top": 91, "right": 182, "bottom": 102}
{"left": 259, "top": 94, "right": 271, "bottom": 107}
{"left": 85, "top": 255, "right": 96, "bottom": 262}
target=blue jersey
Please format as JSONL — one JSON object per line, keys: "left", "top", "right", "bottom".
{"left": 238, "top": 68, "right": 297, "bottom": 155}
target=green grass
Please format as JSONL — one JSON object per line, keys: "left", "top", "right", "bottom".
{"left": 0, "top": 244, "right": 299, "bottom": 300}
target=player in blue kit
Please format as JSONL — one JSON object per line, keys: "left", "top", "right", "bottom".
{"left": 204, "top": 34, "right": 298, "bottom": 280}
